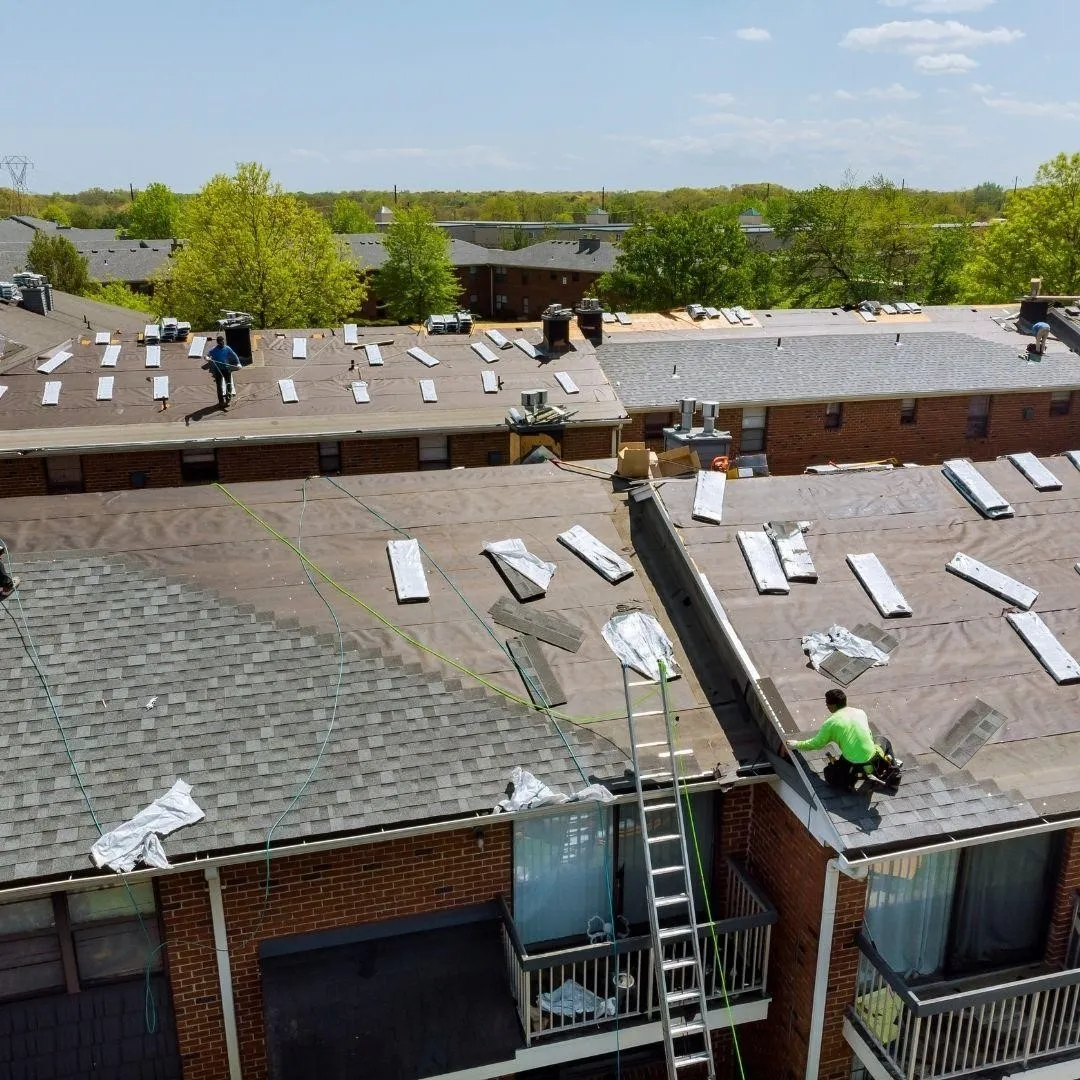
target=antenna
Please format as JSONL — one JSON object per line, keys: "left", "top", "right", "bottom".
{"left": 0, "top": 155, "right": 34, "bottom": 214}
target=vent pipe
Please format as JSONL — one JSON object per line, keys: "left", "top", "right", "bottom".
{"left": 679, "top": 397, "right": 696, "bottom": 431}
{"left": 701, "top": 401, "right": 719, "bottom": 436}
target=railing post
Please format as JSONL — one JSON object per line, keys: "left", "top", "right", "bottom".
{"left": 906, "top": 1015, "right": 922, "bottom": 1080}
{"left": 524, "top": 969, "right": 532, "bottom": 1046}
{"left": 1022, "top": 991, "right": 1040, "bottom": 1063}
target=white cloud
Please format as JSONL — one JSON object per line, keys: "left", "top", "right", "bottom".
{"left": 695, "top": 92, "right": 736, "bottom": 106}
{"left": 835, "top": 83, "right": 921, "bottom": 100}
{"left": 915, "top": 52, "right": 978, "bottom": 73}
{"left": 969, "top": 81, "right": 993, "bottom": 93}
{"left": 841, "top": 19, "right": 1022, "bottom": 54}
{"left": 735, "top": 27, "right": 771, "bottom": 41}
{"left": 880, "top": 0, "right": 994, "bottom": 11}
{"left": 982, "top": 95, "right": 1080, "bottom": 119}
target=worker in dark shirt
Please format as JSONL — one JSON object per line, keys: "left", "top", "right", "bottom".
{"left": 207, "top": 335, "right": 241, "bottom": 409}
{"left": 0, "top": 542, "right": 20, "bottom": 600}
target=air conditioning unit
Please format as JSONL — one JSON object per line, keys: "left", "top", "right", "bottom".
{"left": 521, "top": 389, "right": 548, "bottom": 409}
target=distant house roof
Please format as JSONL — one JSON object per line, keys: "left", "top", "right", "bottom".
{"left": 0, "top": 461, "right": 737, "bottom": 885}
{"left": 340, "top": 234, "right": 496, "bottom": 272}
{"left": 487, "top": 240, "right": 617, "bottom": 274}
{"left": 598, "top": 307, "right": 1080, "bottom": 409}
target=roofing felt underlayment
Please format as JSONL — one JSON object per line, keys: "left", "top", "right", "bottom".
{"left": 657, "top": 454, "right": 1080, "bottom": 855}
{"left": 0, "top": 463, "right": 747, "bottom": 885}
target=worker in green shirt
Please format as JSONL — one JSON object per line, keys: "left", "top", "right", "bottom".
{"left": 787, "top": 689, "right": 901, "bottom": 791}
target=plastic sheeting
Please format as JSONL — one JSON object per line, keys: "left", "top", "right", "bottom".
{"left": 801, "top": 625, "right": 890, "bottom": 673}
{"left": 90, "top": 780, "right": 205, "bottom": 872}
{"left": 601, "top": 611, "right": 681, "bottom": 682}
{"left": 538, "top": 979, "right": 616, "bottom": 1019}
{"left": 493, "top": 767, "right": 613, "bottom": 813}
{"left": 482, "top": 539, "right": 555, "bottom": 590}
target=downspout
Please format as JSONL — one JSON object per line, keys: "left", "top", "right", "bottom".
{"left": 805, "top": 857, "right": 840, "bottom": 1080}
{"left": 205, "top": 865, "right": 244, "bottom": 1080}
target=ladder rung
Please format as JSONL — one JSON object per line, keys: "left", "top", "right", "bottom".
{"left": 639, "top": 771, "right": 674, "bottom": 781}
{"left": 635, "top": 740, "right": 667, "bottom": 749}
{"left": 666, "top": 990, "right": 701, "bottom": 1006}
{"left": 670, "top": 1019, "right": 705, "bottom": 1037}
{"left": 654, "top": 893, "right": 690, "bottom": 909}
{"left": 648, "top": 834, "right": 680, "bottom": 844}
{"left": 651, "top": 865, "right": 684, "bottom": 877}
{"left": 675, "top": 1053, "right": 712, "bottom": 1069}
{"left": 626, "top": 679, "right": 656, "bottom": 688}
{"left": 658, "top": 926, "right": 694, "bottom": 941}
{"left": 643, "top": 801, "right": 677, "bottom": 812}
{"left": 662, "top": 957, "right": 696, "bottom": 972}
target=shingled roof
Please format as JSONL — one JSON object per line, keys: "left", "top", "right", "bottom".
{"left": 0, "top": 551, "right": 627, "bottom": 886}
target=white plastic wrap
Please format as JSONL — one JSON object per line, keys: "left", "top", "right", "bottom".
{"left": 493, "top": 767, "right": 613, "bottom": 813}
{"left": 539, "top": 980, "right": 616, "bottom": 1019}
{"left": 601, "top": 611, "right": 680, "bottom": 682}
{"left": 801, "top": 625, "right": 890, "bottom": 672}
{"left": 90, "top": 779, "right": 205, "bottom": 872}
{"left": 483, "top": 539, "right": 555, "bottom": 590}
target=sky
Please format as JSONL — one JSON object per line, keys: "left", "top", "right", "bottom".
{"left": 5, "top": 0, "right": 1076, "bottom": 195}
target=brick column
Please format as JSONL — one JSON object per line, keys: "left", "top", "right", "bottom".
{"left": 1045, "top": 827, "right": 1080, "bottom": 966}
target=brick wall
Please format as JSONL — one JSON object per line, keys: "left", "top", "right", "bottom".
{"left": 216, "top": 443, "right": 320, "bottom": 484}
{"left": 449, "top": 431, "right": 511, "bottom": 468}
{"left": 341, "top": 436, "right": 418, "bottom": 474}
{"left": 1045, "top": 827, "right": 1080, "bottom": 966}
{"left": 0, "top": 457, "right": 45, "bottom": 497}
{"left": 561, "top": 425, "right": 617, "bottom": 461}
{"left": 740, "top": 785, "right": 864, "bottom": 1080}
{"left": 624, "top": 410, "right": 743, "bottom": 456}
{"left": 623, "top": 393, "right": 1080, "bottom": 473}
{"left": 81, "top": 450, "right": 184, "bottom": 492}
{"left": 492, "top": 269, "right": 604, "bottom": 320}
{"left": 159, "top": 825, "right": 512, "bottom": 1080}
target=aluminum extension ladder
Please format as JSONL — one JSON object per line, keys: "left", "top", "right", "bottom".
{"left": 622, "top": 662, "right": 717, "bottom": 1080}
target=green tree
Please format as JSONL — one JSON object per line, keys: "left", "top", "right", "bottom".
{"left": 958, "top": 152, "right": 1080, "bottom": 302}
{"left": 157, "top": 162, "right": 365, "bottom": 329}
{"left": 968, "top": 181, "right": 1006, "bottom": 219}
{"left": 26, "top": 232, "right": 91, "bottom": 293}
{"left": 596, "top": 208, "right": 754, "bottom": 310}
{"left": 39, "top": 200, "right": 73, "bottom": 226}
{"left": 377, "top": 206, "right": 462, "bottom": 322}
{"left": 329, "top": 196, "right": 376, "bottom": 234}
{"left": 89, "top": 280, "right": 156, "bottom": 313}
{"left": 122, "top": 182, "right": 179, "bottom": 238}
{"left": 916, "top": 225, "right": 975, "bottom": 304}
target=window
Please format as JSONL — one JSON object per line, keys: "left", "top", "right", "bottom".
{"left": 825, "top": 402, "right": 843, "bottom": 430}
{"left": 495, "top": 294, "right": 508, "bottom": 311}
{"left": 45, "top": 455, "right": 83, "bottom": 495}
{"left": 642, "top": 412, "right": 674, "bottom": 441}
{"left": 495, "top": 267, "right": 507, "bottom": 281}
{"left": 1050, "top": 390, "right": 1073, "bottom": 416}
{"left": 549, "top": 271, "right": 557, "bottom": 280}
{"left": 561, "top": 276, "right": 568, "bottom": 286}
{"left": 418, "top": 435, "right": 449, "bottom": 470}
{"left": 966, "top": 395, "right": 990, "bottom": 438}
{"left": 0, "top": 883, "right": 162, "bottom": 1002}
{"left": 900, "top": 398, "right": 917, "bottom": 425}
{"left": 863, "top": 834, "right": 1058, "bottom": 982}
{"left": 522, "top": 298, "right": 529, "bottom": 315}
{"left": 180, "top": 448, "right": 218, "bottom": 484}
{"left": 521, "top": 272, "right": 530, "bottom": 285}
{"left": 469, "top": 294, "right": 478, "bottom": 305}
{"left": 741, "top": 407, "right": 767, "bottom": 453}
{"left": 318, "top": 440, "right": 342, "bottom": 476}
{"left": 487, "top": 451, "right": 504, "bottom": 466}
{"left": 468, "top": 265, "right": 477, "bottom": 277}
{"left": 572, "top": 272, "right": 580, "bottom": 282}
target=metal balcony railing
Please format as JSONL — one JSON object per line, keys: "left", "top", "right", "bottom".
{"left": 1067, "top": 891, "right": 1080, "bottom": 970}
{"left": 499, "top": 857, "right": 776, "bottom": 1046}
{"left": 849, "top": 932, "right": 1080, "bottom": 1080}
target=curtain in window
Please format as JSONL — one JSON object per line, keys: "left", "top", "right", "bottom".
{"left": 513, "top": 808, "right": 612, "bottom": 946}
{"left": 948, "top": 833, "right": 1054, "bottom": 972}
{"left": 620, "top": 794, "right": 714, "bottom": 928}
{"left": 864, "top": 851, "right": 959, "bottom": 979}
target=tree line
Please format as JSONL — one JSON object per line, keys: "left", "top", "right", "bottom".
{"left": 14, "top": 152, "right": 1080, "bottom": 324}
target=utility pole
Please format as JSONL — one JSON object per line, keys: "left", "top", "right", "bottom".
{"left": 0, "top": 155, "right": 34, "bottom": 214}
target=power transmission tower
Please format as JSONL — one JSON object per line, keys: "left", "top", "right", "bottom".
{"left": 0, "top": 155, "right": 34, "bottom": 214}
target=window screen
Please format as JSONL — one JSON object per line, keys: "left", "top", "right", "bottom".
{"left": 318, "top": 441, "right": 342, "bottom": 475}
{"left": 180, "top": 448, "right": 218, "bottom": 484}
{"left": 900, "top": 399, "right": 917, "bottom": 425}
{"left": 45, "top": 455, "right": 84, "bottom": 494}
{"left": 418, "top": 435, "right": 449, "bottom": 469}
{"left": 0, "top": 898, "right": 63, "bottom": 1001}
{"left": 70, "top": 882, "right": 161, "bottom": 983}
{"left": 825, "top": 402, "right": 843, "bottom": 430}
{"left": 1050, "top": 391, "right": 1073, "bottom": 417}
{"left": 741, "top": 407, "right": 767, "bottom": 453}
{"left": 966, "top": 396, "right": 990, "bottom": 438}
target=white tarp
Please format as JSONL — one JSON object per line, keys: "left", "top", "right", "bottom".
{"left": 493, "top": 767, "right": 612, "bottom": 813}
{"left": 90, "top": 779, "right": 205, "bottom": 872}
{"left": 601, "top": 611, "right": 680, "bottom": 682}
{"left": 801, "top": 625, "right": 890, "bottom": 672}
{"left": 539, "top": 979, "right": 616, "bottom": 1019}
{"left": 483, "top": 539, "right": 555, "bottom": 590}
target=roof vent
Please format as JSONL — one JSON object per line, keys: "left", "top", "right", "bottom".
{"left": 1030, "top": 277, "right": 1043, "bottom": 298}
{"left": 701, "top": 401, "right": 719, "bottom": 436}
{"left": 679, "top": 397, "right": 696, "bottom": 431}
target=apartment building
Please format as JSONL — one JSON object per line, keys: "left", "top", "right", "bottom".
{"left": 600, "top": 304, "right": 1080, "bottom": 473}
{"left": 0, "top": 463, "right": 780, "bottom": 1080}
{"left": 635, "top": 455, "right": 1080, "bottom": 1080}
{"left": 0, "top": 300, "right": 626, "bottom": 498}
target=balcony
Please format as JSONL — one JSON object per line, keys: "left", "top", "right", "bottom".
{"left": 499, "top": 857, "right": 776, "bottom": 1047}
{"left": 847, "top": 910, "right": 1080, "bottom": 1080}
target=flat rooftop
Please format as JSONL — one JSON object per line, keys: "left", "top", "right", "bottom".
{"left": 598, "top": 305, "right": 1080, "bottom": 409}
{"left": 0, "top": 462, "right": 749, "bottom": 885}
{"left": 657, "top": 454, "right": 1080, "bottom": 856}
{"left": 0, "top": 320, "right": 625, "bottom": 455}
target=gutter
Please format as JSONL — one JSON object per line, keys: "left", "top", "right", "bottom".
{"left": 205, "top": 866, "right": 243, "bottom": 1080}
{"left": 805, "top": 858, "right": 840, "bottom": 1080}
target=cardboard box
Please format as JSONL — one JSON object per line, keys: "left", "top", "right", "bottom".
{"left": 655, "top": 445, "right": 702, "bottom": 477}
{"left": 617, "top": 442, "right": 652, "bottom": 479}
